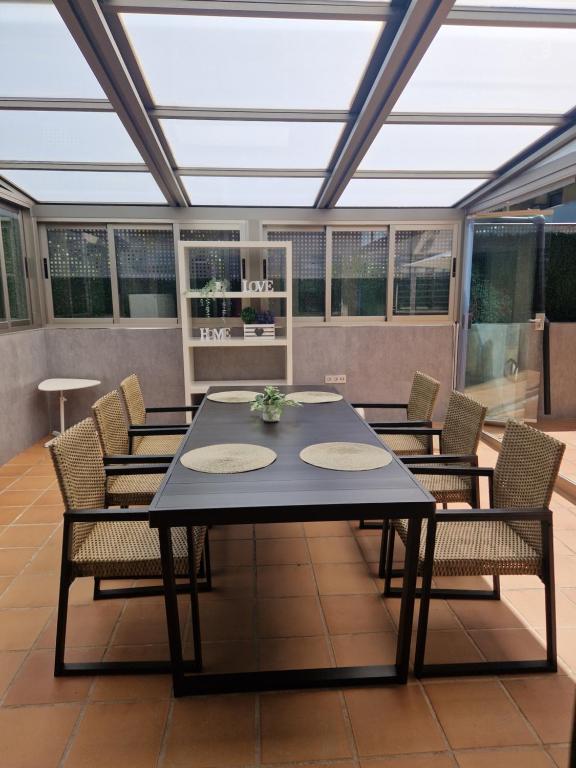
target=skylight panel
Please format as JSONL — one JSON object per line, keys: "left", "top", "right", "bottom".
{"left": 359, "top": 124, "right": 551, "bottom": 171}
{"left": 0, "top": 170, "right": 165, "bottom": 204}
{"left": 161, "top": 120, "right": 344, "bottom": 169}
{"left": 0, "top": 3, "right": 105, "bottom": 99}
{"left": 337, "top": 178, "right": 487, "bottom": 207}
{"left": 121, "top": 15, "right": 383, "bottom": 110}
{"left": 393, "top": 25, "right": 576, "bottom": 114}
{"left": 0, "top": 111, "right": 143, "bottom": 164}
{"left": 454, "top": 0, "right": 576, "bottom": 7}
{"left": 181, "top": 176, "right": 323, "bottom": 206}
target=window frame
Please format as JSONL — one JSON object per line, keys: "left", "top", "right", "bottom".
{"left": 0, "top": 206, "right": 32, "bottom": 332}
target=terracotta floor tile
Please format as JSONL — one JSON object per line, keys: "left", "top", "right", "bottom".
{"left": 554, "top": 626, "right": 576, "bottom": 668}
{"left": 112, "top": 602, "right": 181, "bottom": 646}
{"left": 304, "top": 521, "right": 352, "bottom": 537}
{"left": 0, "top": 489, "right": 43, "bottom": 507}
{"left": 261, "top": 690, "right": 352, "bottom": 763}
{"left": 162, "top": 695, "right": 256, "bottom": 768}
{"left": 0, "top": 523, "right": 57, "bottom": 548}
{"left": 90, "top": 672, "right": 172, "bottom": 701}
{"left": 209, "top": 524, "right": 253, "bottom": 541}
{"left": 419, "top": 629, "right": 484, "bottom": 666}
{"left": 33, "top": 489, "right": 64, "bottom": 506}
{"left": 455, "top": 747, "right": 557, "bottom": 767}
{"left": 0, "top": 506, "right": 25, "bottom": 525}
{"left": 256, "top": 537, "right": 310, "bottom": 565}
{"left": 193, "top": 596, "right": 252, "bottom": 642}
{"left": 469, "top": 628, "right": 547, "bottom": 662}
{"left": 0, "top": 476, "right": 15, "bottom": 490}
{"left": 332, "top": 631, "right": 397, "bottom": 666}
{"left": 210, "top": 539, "right": 254, "bottom": 567}
{"left": 449, "top": 599, "right": 525, "bottom": 630}
{"left": 208, "top": 566, "right": 255, "bottom": 599}
{"left": 36, "top": 602, "right": 122, "bottom": 649}
{"left": 65, "top": 700, "right": 169, "bottom": 768}
{"left": 257, "top": 564, "right": 317, "bottom": 597}
{"left": 17, "top": 505, "right": 64, "bottom": 524}
{"left": 24, "top": 540, "right": 61, "bottom": 574}
{"left": 9, "top": 476, "right": 57, "bottom": 491}
{"left": 345, "top": 686, "right": 446, "bottom": 756}
{"left": 3, "top": 648, "right": 93, "bottom": 705}
{"left": 24, "top": 464, "right": 57, "bottom": 478}
{"left": 308, "top": 536, "right": 364, "bottom": 564}
{"left": 504, "top": 676, "right": 576, "bottom": 744}
{"left": 426, "top": 680, "right": 537, "bottom": 749}
{"left": 547, "top": 745, "right": 571, "bottom": 767}
{"left": 385, "top": 596, "right": 462, "bottom": 631}
{"left": 313, "top": 563, "right": 377, "bottom": 595}
{"left": 255, "top": 522, "right": 304, "bottom": 538}
{"left": 0, "top": 606, "right": 52, "bottom": 650}
{"left": 0, "top": 703, "right": 80, "bottom": 768}
{"left": 553, "top": 555, "right": 576, "bottom": 588}
{"left": 0, "top": 547, "right": 36, "bottom": 575}
{"left": 0, "top": 574, "right": 13, "bottom": 595}
{"left": 257, "top": 596, "right": 325, "bottom": 638}
{"left": 356, "top": 533, "right": 384, "bottom": 563}
{"left": 0, "top": 571, "right": 60, "bottom": 608}
{"left": 259, "top": 636, "right": 332, "bottom": 671}
{"left": 103, "top": 643, "right": 167, "bottom": 663}
{"left": 359, "top": 756, "right": 455, "bottom": 768}
{"left": 0, "top": 649, "right": 26, "bottom": 697}
{"left": 505, "top": 588, "right": 576, "bottom": 628}
{"left": 196, "top": 640, "right": 257, "bottom": 674}
{"left": 69, "top": 576, "right": 100, "bottom": 605}
{"left": 321, "top": 594, "right": 394, "bottom": 635}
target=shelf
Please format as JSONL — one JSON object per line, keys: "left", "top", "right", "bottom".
{"left": 185, "top": 291, "right": 287, "bottom": 299}
{"left": 188, "top": 339, "right": 287, "bottom": 348}
{"left": 190, "top": 379, "right": 288, "bottom": 395}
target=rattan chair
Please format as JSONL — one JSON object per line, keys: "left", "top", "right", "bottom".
{"left": 386, "top": 420, "right": 565, "bottom": 678}
{"left": 49, "top": 418, "right": 209, "bottom": 676}
{"left": 93, "top": 389, "right": 186, "bottom": 457}
{"left": 378, "top": 390, "right": 487, "bottom": 577}
{"left": 120, "top": 373, "right": 198, "bottom": 433}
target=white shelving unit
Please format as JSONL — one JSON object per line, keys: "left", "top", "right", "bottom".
{"left": 178, "top": 240, "right": 293, "bottom": 402}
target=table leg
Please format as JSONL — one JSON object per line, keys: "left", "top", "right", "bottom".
{"left": 59, "top": 391, "right": 66, "bottom": 434}
{"left": 395, "top": 515, "right": 422, "bottom": 683}
{"left": 159, "top": 526, "right": 186, "bottom": 696}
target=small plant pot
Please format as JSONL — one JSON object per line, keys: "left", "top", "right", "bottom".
{"left": 244, "top": 324, "right": 276, "bottom": 339}
{"left": 261, "top": 405, "right": 282, "bottom": 423}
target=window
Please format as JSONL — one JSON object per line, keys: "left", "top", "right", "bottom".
{"left": 179, "top": 226, "right": 242, "bottom": 292}
{"left": 0, "top": 208, "right": 31, "bottom": 327}
{"left": 392, "top": 228, "right": 453, "bottom": 316}
{"left": 44, "top": 224, "right": 176, "bottom": 323}
{"left": 265, "top": 228, "right": 326, "bottom": 317}
{"left": 330, "top": 228, "right": 389, "bottom": 318}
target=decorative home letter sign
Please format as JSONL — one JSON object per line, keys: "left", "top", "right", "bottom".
{"left": 242, "top": 279, "right": 274, "bottom": 293}
{"left": 199, "top": 328, "right": 231, "bottom": 341}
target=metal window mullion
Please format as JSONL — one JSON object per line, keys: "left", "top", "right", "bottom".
{"left": 0, "top": 220, "right": 10, "bottom": 325}
{"left": 107, "top": 225, "right": 121, "bottom": 323}
{"left": 387, "top": 225, "right": 398, "bottom": 324}
{"left": 325, "top": 226, "right": 333, "bottom": 323}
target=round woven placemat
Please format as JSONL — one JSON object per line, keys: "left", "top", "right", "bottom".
{"left": 286, "top": 391, "right": 343, "bottom": 404}
{"left": 300, "top": 441, "right": 392, "bottom": 471}
{"left": 181, "top": 443, "right": 277, "bottom": 473}
{"left": 207, "top": 390, "right": 262, "bottom": 404}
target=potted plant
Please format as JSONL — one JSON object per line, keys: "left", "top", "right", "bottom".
{"left": 199, "top": 278, "right": 228, "bottom": 319}
{"left": 251, "top": 385, "right": 301, "bottom": 423}
{"left": 241, "top": 306, "right": 276, "bottom": 339}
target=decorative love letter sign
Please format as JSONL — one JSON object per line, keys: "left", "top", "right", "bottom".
{"left": 242, "top": 279, "right": 274, "bottom": 293}
{"left": 199, "top": 328, "right": 231, "bottom": 341}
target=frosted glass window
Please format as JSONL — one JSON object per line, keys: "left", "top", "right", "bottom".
{"left": 393, "top": 229, "right": 453, "bottom": 316}
{"left": 331, "top": 230, "right": 388, "bottom": 317}
{"left": 337, "top": 178, "right": 486, "bottom": 207}
{"left": 182, "top": 176, "right": 323, "bottom": 206}
{"left": 161, "top": 120, "right": 344, "bottom": 169}
{"left": 121, "top": 14, "right": 383, "bottom": 109}
{"left": 266, "top": 229, "right": 326, "bottom": 317}
{"left": 394, "top": 26, "right": 576, "bottom": 114}
{"left": 0, "top": 3, "right": 105, "bottom": 98}
{"left": 0, "top": 171, "right": 165, "bottom": 204}
{"left": 359, "top": 124, "right": 551, "bottom": 172}
{"left": 0, "top": 111, "right": 143, "bottom": 163}
{"left": 180, "top": 229, "right": 241, "bottom": 292}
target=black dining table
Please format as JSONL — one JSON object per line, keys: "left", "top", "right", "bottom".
{"left": 149, "top": 385, "right": 436, "bottom": 697}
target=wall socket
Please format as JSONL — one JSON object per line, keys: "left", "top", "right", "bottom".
{"left": 325, "top": 374, "right": 346, "bottom": 384}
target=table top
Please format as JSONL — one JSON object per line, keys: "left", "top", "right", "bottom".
{"left": 149, "top": 386, "right": 435, "bottom": 527}
{"left": 38, "top": 378, "right": 101, "bottom": 392}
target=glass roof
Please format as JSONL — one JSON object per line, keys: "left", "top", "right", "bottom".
{"left": 0, "top": 170, "right": 164, "bottom": 204}
{"left": 121, "top": 14, "right": 384, "bottom": 110}
{"left": 182, "top": 177, "right": 323, "bottom": 207}
{"left": 0, "top": 3, "right": 105, "bottom": 99}
{"left": 0, "top": 111, "right": 143, "bottom": 164}
{"left": 160, "top": 120, "right": 345, "bottom": 169}
{"left": 394, "top": 25, "right": 576, "bottom": 114}
{"left": 337, "top": 178, "right": 487, "bottom": 207}
{"left": 454, "top": 0, "right": 576, "bottom": 7}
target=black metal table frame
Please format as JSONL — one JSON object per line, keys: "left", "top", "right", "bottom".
{"left": 156, "top": 505, "right": 429, "bottom": 697}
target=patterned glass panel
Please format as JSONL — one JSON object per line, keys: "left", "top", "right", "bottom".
{"left": 266, "top": 229, "right": 325, "bottom": 317}
{"left": 0, "top": 258, "right": 5, "bottom": 320}
{"left": 114, "top": 228, "right": 176, "bottom": 318}
{"left": 544, "top": 224, "right": 576, "bottom": 322}
{"left": 180, "top": 228, "right": 241, "bottom": 291}
{"left": 1, "top": 213, "right": 28, "bottom": 321}
{"left": 393, "top": 229, "right": 453, "bottom": 316}
{"left": 331, "top": 229, "right": 388, "bottom": 317}
{"left": 46, "top": 227, "right": 112, "bottom": 319}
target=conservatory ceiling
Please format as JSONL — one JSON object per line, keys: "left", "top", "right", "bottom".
{"left": 1, "top": 0, "right": 576, "bottom": 208}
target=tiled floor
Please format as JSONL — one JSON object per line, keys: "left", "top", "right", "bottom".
{"left": 0, "top": 438, "right": 575, "bottom": 767}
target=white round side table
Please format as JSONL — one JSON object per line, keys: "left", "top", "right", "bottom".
{"left": 38, "top": 378, "right": 101, "bottom": 434}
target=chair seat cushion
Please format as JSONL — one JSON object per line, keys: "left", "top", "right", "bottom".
{"left": 106, "top": 473, "right": 165, "bottom": 506}
{"left": 392, "top": 518, "right": 541, "bottom": 577}
{"left": 411, "top": 467, "right": 474, "bottom": 505}
{"left": 71, "top": 520, "right": 206, "bottom": 578}
{"left": 134, "top": 434, "right": 183, "bottom": 456}
{"left": 379, "top": 433, "right": 429, "bottom": 456}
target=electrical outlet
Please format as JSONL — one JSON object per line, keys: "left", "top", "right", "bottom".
{"left": 325, "top": 374, "right": 346, "bottom": 384}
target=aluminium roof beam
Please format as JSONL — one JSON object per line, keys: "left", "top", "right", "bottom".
{"left": 316, "top": 0, "right": 456, "bottom": 208}
{"left": 52, "top": 0, "right": 188, "bottom": 206}
{"left": 0, "top": 98, "right": 114, "bottom": 112}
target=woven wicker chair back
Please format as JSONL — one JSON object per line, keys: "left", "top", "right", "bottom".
{"left": 406, "top": 371, "right": 440, "bottom": 422}
{"left": 495, "top": 420, "right": 565, "bottom": 554}
{"left": 440, "top": 391, "right": 487, "bottom": 456}
{"left": 92, "top": 390, "right": 129, "bottom": 456}
{"left": 120, "top": 374, "right": 146, "bottom": 426}
{"left": 47, "top": 418, "right": 105, "bottom": 556}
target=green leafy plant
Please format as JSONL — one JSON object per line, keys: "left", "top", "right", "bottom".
{"left": 251, "top": 385, "right": 301, "bottom": 414}
{"left": 241, "top": 305, "right": 257, "bottom": 325}
{"left": 199, "top": 278, "right": 228, "bottom": 318}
